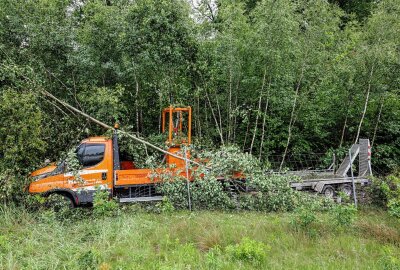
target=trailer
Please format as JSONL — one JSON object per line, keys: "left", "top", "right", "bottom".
{"left": 285, "top": 139, "right": 372, "bottom": 198}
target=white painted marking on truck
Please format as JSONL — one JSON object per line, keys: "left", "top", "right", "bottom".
{"left": 64, "top": 169, "right": 107, "bottom": 177}
{"left": 71, "top": 184, "right": 109, "bottom": 192}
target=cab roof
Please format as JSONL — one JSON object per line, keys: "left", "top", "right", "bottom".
{"left": 81, "top": 136, "right": 110, "bottom": 143}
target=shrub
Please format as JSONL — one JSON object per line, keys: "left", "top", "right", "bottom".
{"left": 93, "top": 189, "right": 119, "bottom": 217}
{"left": 387, "top": 199, "right": 400, "bottom": 218}
{"left": 0, "top": 89, "right": 46, "bottom": 203}
{"left": 206, "top": 246, "right": 223, "bottom": 269}
{"left": 36, "top": 193, "right": 76, "bottom": 221}
{"left": 330, "top": 204, "right": 357, "bottom": 227}
{"left": 157, "top": 176, "right": 234, "bottom": 210}
{"left": 198, "top": 145, "right": 261, "bottom": 177}
{"left": 226, "top": 237, "right": 269, "bottom": 263}
{"left": 247, "top": 174, "right": 308, "bottom": 212}
{"left": 155, "top": 197, "right": 175, "bottom": 213}
{"left": 367, "top": 173, "right": 400, "bottom": 209}
{"left": 291, "top": 206, "right": 318, "bottom": 232}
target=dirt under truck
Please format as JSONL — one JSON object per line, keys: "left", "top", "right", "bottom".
{"left": 28, "top": 105, "right": 372, "bottom": 206}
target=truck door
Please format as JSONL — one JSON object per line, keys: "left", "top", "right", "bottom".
{"left": 65, "top": 142, "right": 111, "bottom": 204}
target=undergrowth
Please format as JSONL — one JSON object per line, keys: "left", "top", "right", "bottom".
{"left": 0, "top": 207, "right": 398, "bottom": 269}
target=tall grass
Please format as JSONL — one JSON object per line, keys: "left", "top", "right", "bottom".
{"left": 0, "top": 206, "right": 399, "bottom": 269}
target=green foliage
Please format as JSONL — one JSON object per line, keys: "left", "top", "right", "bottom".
{"left": 158, "top": 145, "right": 331, "bottom": 212}
{"left": 379, "top": 247, "right": 400, "bottom": 270}
{"left": 157, "top": 176, "right": 233, "bottom": 210}
{"left": 93, "top": 189, "right": 119, "bottom": 217}
{"left": 0, "top": 208, "right": 399, "bottom": 269}
{"left": 0, "top": 89, "right": 46, "bottom": 202}
{"left": 199, "top": 145, "right": 261, "bottom": 176}
{"left": 0, "top": 0, "right": 399, "bottom": 205}
{"left": 155, "top": 197, "right": 175, "bottom": 214}
{"left": 226, "top": 237, "right": 269, "bottom": 264}
{"left": 78, "top": 250, "right": 98, "bottom": 270}
{"left": 331, "top": 204, "right": 358, "bottom": 227}
{"left": 387, "top": 199, "right": 400, "bottom": 218}
{"left": 78, "top": 85, "right": 126, "bottom": 125}
{"left": 368, "top": 172, "right": 400, "bottom": 217}
{"left": 291, "top": 206, "right": 318, "bottom": 234}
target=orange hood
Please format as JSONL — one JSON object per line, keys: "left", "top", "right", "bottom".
{"left": 30, "top": 163, "right": 57, "bottom": 177}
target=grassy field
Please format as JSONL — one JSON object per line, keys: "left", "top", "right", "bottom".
{"left": 0, "top": 207, "right": 399, "bottom": 270}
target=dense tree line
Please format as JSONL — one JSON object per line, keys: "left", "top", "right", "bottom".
{"left": 0, "top": 0, "right": 399, "bottom": 201}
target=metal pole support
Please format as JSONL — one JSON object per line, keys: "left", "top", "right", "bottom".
{"left": 184, "top": 146, "right": 192, "bottom": 211}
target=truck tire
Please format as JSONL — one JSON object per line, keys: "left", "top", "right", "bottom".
{"left": 46, "top": 193, "right": 75, "bottom": 210}
{"left": 339, "top": 184, "right": 353, "bottom": 197}
{"left": 322, "top": 185, "right": 335, "bottom": 198}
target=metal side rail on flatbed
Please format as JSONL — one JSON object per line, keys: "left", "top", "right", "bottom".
{"left": 290, "top": 177, "right": 370, "bottom": 193}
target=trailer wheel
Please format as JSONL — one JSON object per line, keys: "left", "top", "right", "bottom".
{"left": 339, "top": 184, "right": 353, "bottom": 197}
{"left": 322, "top": 185, "right": 335, "bottom": 198}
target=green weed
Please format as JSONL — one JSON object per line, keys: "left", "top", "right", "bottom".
{"left": 226, "top": 237, "right": 270, "bottom": 264}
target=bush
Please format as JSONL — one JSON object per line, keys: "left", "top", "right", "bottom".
{"left": 206, "top": 246, "right": 223, "bottom": 269}
{"left": 387, "top": 199, "right": 400, "bottom": 218}
{"left": 155, "top": 197, "right": 175, "bottom": 213}
{"left": 367, "top": 173, "right": 400, "bottom": 208}
{"left": 226, "top": 237, "right": 269, "bottom": 263}
{"left": 157, "top": 176, "right": 234, "bottom": 210}
{"left": 291, "top": 206, "right": 318, "bottom": 232}
{"left": 247, "top": 174, "right": 310, "bottom": 212}
{"left": 93, "top": 189, "right": 119, "bottom": 217}
{"left": 330, "top": 204, "right": 357, "bottom": 227}
{"left": 0, "top": 89, "right": 46, "bottom": 203}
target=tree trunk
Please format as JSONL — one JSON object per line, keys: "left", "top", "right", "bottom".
{"left": 259, "top": 79, "right": 271, "bottom": 160}
{"left": 355, "top": 65, "right": 374, "bottom": 144}
{"left": 339, "top": 98, "right": 352, "bottom": 148}
{"left": 280, "top": 65, "right": 305, "bottom": 171}
{"left": 339, "top": 113, "right": 348, "bottom": 148}
{"left": 228, "top": 68, "right": 233, "bottom": 142}
{"left": 197, "top": 94, "right": 202, "bottom": 138}
{"left": 371, "top": 94, "right": 385, "bottom": 148}
{"left": 206, "top": 89, "right": 225, "bottom": 145}
{"left": 243, "top": 111, "right": 251, "bottom": 152}
{"left": 250, "top": 68, "right": 267, "bottom": 154}
{"left": 232, "top": 83, "right": 239, "bottom": 143}
{"left": 215, "top": 91, "right": 224, "bottom": 144}
{"left": 134, "top": 73, "right": 140, "bottom": 135}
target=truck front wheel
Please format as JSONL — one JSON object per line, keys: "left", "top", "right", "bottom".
{"left": 46, "top": 193, "right": 75, "bottom": 210}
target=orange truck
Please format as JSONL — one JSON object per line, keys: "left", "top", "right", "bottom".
{"left": 29, "top": 107, "right": 194, "bottom": 206}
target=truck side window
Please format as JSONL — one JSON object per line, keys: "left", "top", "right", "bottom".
{"left": 82, "top": 144, "right": 105, "bottom": 168}
{"left": 76, "top": 144, "right": 85, "bottom": 165}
